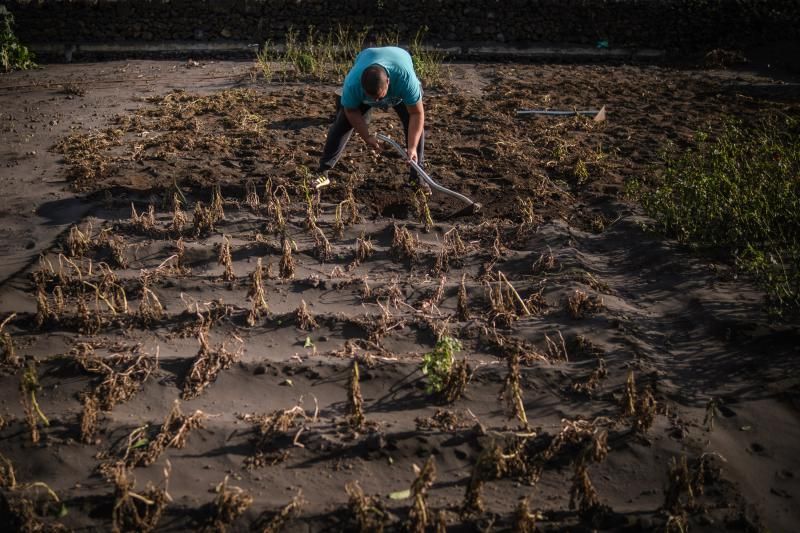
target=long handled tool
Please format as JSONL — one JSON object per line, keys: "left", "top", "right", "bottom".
{"left": 376, "top": 133, "right": 482, "bottom": 215}
{"left": 516, "top": 105, "right": 607, "bottom": 122}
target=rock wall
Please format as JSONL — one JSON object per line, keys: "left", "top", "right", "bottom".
{"left": 7, "top": 0, "right": 800, "bottom": 52}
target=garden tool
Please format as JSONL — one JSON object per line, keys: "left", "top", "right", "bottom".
{"left": 376, "top": 133, "right": 482, "bottom": 216}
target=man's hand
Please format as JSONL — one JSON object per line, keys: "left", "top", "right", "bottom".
{"left": 364, "top": 135, "right": 381, "bottom": 152}
{"left": 406, "top": 147, "right": 418, "bottom": 163}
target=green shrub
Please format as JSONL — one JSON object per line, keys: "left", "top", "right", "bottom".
{"left": 629, "top": 116, "right": 800, "bottom": 317}
{"left": 1, "top": 6, "right": 35, "bottom": 73}
{"left": 421, "top": 336, "right": 462, "bottom": 394}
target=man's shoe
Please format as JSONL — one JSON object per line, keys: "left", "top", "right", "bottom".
{"left": 313, "top": 171, "right": 331, "bottom": 190}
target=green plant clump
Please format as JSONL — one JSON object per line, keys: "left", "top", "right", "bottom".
{"left": 421, "top": 336, "right": 462, "bottom": 393}
{"left": 1, "top": 6, "right": 36, "bottom": 73}
{"left": 630, "top": 116, "right": 800, "bottom": 317}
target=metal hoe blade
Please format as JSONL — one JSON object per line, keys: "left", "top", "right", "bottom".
{"left": 376, "top": 133, "right": 481, "bottom": 213}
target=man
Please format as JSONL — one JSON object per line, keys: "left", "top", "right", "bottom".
{"left": 315, "top": 46, "right": 427, "bottom": 191}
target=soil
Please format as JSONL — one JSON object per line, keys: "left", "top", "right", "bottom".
{"left": 0, "top": 58, "right": 799, "bottom": 532}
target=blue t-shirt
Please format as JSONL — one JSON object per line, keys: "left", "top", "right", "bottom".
{"left": 340, "top": 47, "right": 421, "bottom": 110}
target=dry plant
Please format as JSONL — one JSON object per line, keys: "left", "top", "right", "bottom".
{"left": 413, "top": 188, "right": 434, "bottom": 232}
{"left": 174, "top": 238, "right": 189, "bottom": 275}
{"left": 569, "top": 462, "right": 600, "bottom": 515}
{"left": 122, "top": 400, "right": 205, "bottom": 469}
{"left": 461, "top": 442, "right": 506, "bottom": 517}
{"left": 623, "top": 369, "right": 637, "bottom": 416}
{"left": 434, "top": 227, "right": 467, "bottom": 273}
{"left": 390, "top": 224, "right": 419, "bottom": 262}
{"left": 80, "top": 393, "right": 99, "bottom": 444}
{"left": 350, "top": 232, "right": 374, "bottom": 269}
{"left": 334, "top": 190, "right": 361, "bottom": 239}
{"left": 485, "top": 271, "right": 531, "bottom": 327}
{"left": 110, "top": 462, "right": 170, "bottom": 533}
{"left": 20, "top": 362, "right": 49, "bottom": 444}
{"left": 204, "top": 476, "right": 253, "bottom": 533}
{"left": 571, "top": 357, "right": 607, "bottom": 396}
{"left": 420, "top": 275, "right": 446, "bottom": 314}
{"left": 279, "top": 237, "right": 295, "bottom": 279}
{"left": 104, "top": 233, "right": 128, "bottom": 268}
{"left": 513, "top": 498, "right": 542, "bottom": 533}
{"left": 312, "top": 226, "right": 333, "bottom": 262}
{"left": 244, "top": 178, "right": 260, "bottom": 211}
{"left": 171, "top": 193, "right": 187, "bottom": 235}
{"left": 544, "top": 330, "right": 568, "bottom": 361}
{"left": 532, "top": 246, "right": 557, "bottom": 273}
{"left": 242, "top": 403, "right": 310, "bottom": 468}
{"left": 193, "top": 201, "right": 216, "bottom": 237}
{"left": 182, "top": 331, "right": 243, "bottom": 399}
{"left": 210, "top": 184, "right": 225, "bottom": 222}
{"left": 137, "top": 284, "right": 164, "bottom": 326}
{"left": 0, "top": 452, "right": 17, "bottom": 489}
{"left": 299, "top": 172, "right": 320, "bottom": 230}
{"left": 499, "top": 352, "right": 528, "bottom": 428}
{"left": 704, "top": 397, "right": 720, "bottom": 431}
{"left": 415, "top": 408, "right": 471, "bottom": 432}
{"left": 131, "top": 203, "right": 157, "bottom": 234}
{"left": 0, "top": 313, "right": 20, "bottom": 368}
{"left": 633, "top": 386, "right": 657, "bottom": 434}
{"left": 73, "top": 343, "right": 158, "bottom": 411}
{"left": 664, "top": 455, "right": 695, "bottom": 513}
{"left": 457, "top": 274, "right": 470, "bottom": 321}
{"left": 347, "top": 360, "right": 365, "bottom": 429}
{"left": 566, "top": 289, "right": 604, "bottom": 319}
{"left": 217, "top": 235, "right": 236, "bottom": 281}
{"left": 67, "top": 222, "right": 93, "bottom": 257}
{"left": 246, "top": 258, "right": 269, "bottom": 326}
{"left": 407, "top": 456, "right": 436, "bottom": 533}
{"left": 295, "top": 300, "right": 318, "bottom": 330}
{"left": 261, "top": 489, "right": 304, "bottom": 533}
{"left": 345, "top": 480, "right": 385, "bottom": 533}
{"left": 265, "top": 179, "right": 291, "bottom": 234}
{"left": 440, "top": 357, "right": 470, "bottom": 404}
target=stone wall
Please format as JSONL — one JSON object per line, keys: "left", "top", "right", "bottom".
{"left": 7, "top": 0, "right": 800, "bottom": 52}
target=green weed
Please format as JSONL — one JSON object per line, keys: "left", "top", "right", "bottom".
{"left": 421, "top": 336, "right": 462, "bottom": 394}
{"left": 629, "top": 116, "right": 800, "bottom": 317}
{"left": 0, "top": 6, "right": 35, "bottom": 72}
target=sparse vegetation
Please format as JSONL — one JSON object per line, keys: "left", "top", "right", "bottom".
{"left": 1, "top": 6, "right": 35, "bottom": 72}
{"left": 630, "top": 116, "right": 800, "bottom": 317}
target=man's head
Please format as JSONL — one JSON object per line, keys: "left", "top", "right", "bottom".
{"left": 361, "top": 64, "right": 389, "bottom": 100}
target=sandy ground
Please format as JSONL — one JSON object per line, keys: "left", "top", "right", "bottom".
{"left": 0, "top": 59, "right": 799, "bottom": 532}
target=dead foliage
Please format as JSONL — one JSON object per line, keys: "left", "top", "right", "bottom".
{"left": 633, "top": 386, "right": 657, "bottom": 434}
{"left": 171, "top": 193, "right": 187, "bottom": 235}
{"left": 544, "top": 330, "right": 569, "bottom": 361}
{"left": 242, "top": 404, "right": 309, "bottom": 469}
{"left": 350, "top": 232, "right": 374, "bottom": 269}
{"left": 485, "top": 271, "right": 531, "bottom": 327}
{"left": 347, "top": 360, "right": 366, "bottom": 429}
{"left": 334, "top": 188, "right": 361, "bottom": 239}
{"left": 0, "top": 453, "right": 16, "bottom": 489}
{"left": 439, "top": 357, "right": 470, "bottom": 404}
{"left": 130, "top": 203, "right": 158, "bottom": 235}
{"left": 265, "top": 179, "right": 290, "bottom": 235}
{"left": 217, "top": 235, "right": 236, "bottom": 281}
{"left": 72, "top": 343, "right": 158, "bottom": 411}
{"left": 137, "top": 284, "right": 165, "bottom": 326}
{"left": 312, "top": 226, "right": 333, "bottom": 262}
{"left": 246, "top": 258, "right": 269, "bottom": 326}
{"left": 456, "top": 274, "right": 470, "bottom": 321}
{"left": 390, "top": 224, "right": 419, "bottom": 262}
{"left": 415, "top": 408, "right": 471, "bottom": 432}
{"left": 462, "top": 442, "right": 507, "bottom": 517}
{"left": 569, "top": 462, "right": 600, "bottom": 515}
{"left": 110, "top": 462, "right": 170, "bottom": 533}
{"left": 663, "top": 454, "right": 715, "bottom": 514}
{"left": 532, "top": 246, "right": 557, "bottom": 274}
{"left": 407, "top": 456, "right": 436, "bottom": 533}
{"left": 67, "top": 222, "right": 93, "bottom": 257}
{"left": 570, "top": 357, "right": 607, "bottom": 397}
{"left": 210, "top": 184, "right": 226, "bottom": 222}
{"left": 260, "top": 489, "right": 304, "bottom": 533}
{"left": 80, "top": 393, "right": 99, "bottom": 444}
{"left": 203, "top": 476, "right": 253, "bottom": 533}
{"left": 244, "top": 178, "right": 260, "bottom": 211}
{"left": 192, "top": 201, "right": 216, "bottom": 237}
{"left": 20, "top": 362, "right": 49, "bottom": 444}
{"left": 434, "top": 227, "right": 467, "bottom": 273}
{"left": 499, "top": 352, "right": 529, "bottom": 428}
{"left": 295, "top": 300, "right": 318, "bottom": 331}
{"left": 566, "top": 289, "right": 604, "bottom": 319}
{"left": 0, "top": 313, "right": 20, "bottom": 368}
{"left": 279, "top": 237, "right": 295, "bottom": 280}
{"left": 0, "top": 479, "right": 69, "bottom": 532}
{"left": 345, "top": 481, "right": 386, "bottom": 533}
{"left": 100, "top": 230, "right": 128, "bottom": 269}
{"left": 54, "top": 127, "right": 123, "bottom": 188}
{"left": 413, "top": 188, "right": 434, "bottom": 232}
{"left": 182, "top": 330, "right": 243, "bottom": 400}
{"left": 513, "top": 497, "right": 542, "bottom": 533}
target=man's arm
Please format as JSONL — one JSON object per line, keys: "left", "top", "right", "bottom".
{"left": 343, "top": 107, "right": 380, "bottom": 150}
{"left": 406, "top": 100, "right": 424, "bottom": 162}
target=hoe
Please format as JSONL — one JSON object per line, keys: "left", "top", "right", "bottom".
{"left": 376, "top": 133, "right": 482, "bottom": 216}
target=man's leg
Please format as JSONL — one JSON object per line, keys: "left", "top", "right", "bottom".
{"left": 319, "top": 103, "right": 371, "bottom": 173}
{"left": 393, "top": 103, "right": 425, "bottom": 185}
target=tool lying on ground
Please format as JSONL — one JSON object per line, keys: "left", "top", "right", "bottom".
{"left": 516, "top": 105, "right": 607, "bottom": 122}
{"left": 376, "top": 133, "right": 482, "bottom": 215}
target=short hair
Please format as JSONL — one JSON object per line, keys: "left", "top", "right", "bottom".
{"left": 361, "top": 65, "right": 388, "bottom": 97}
